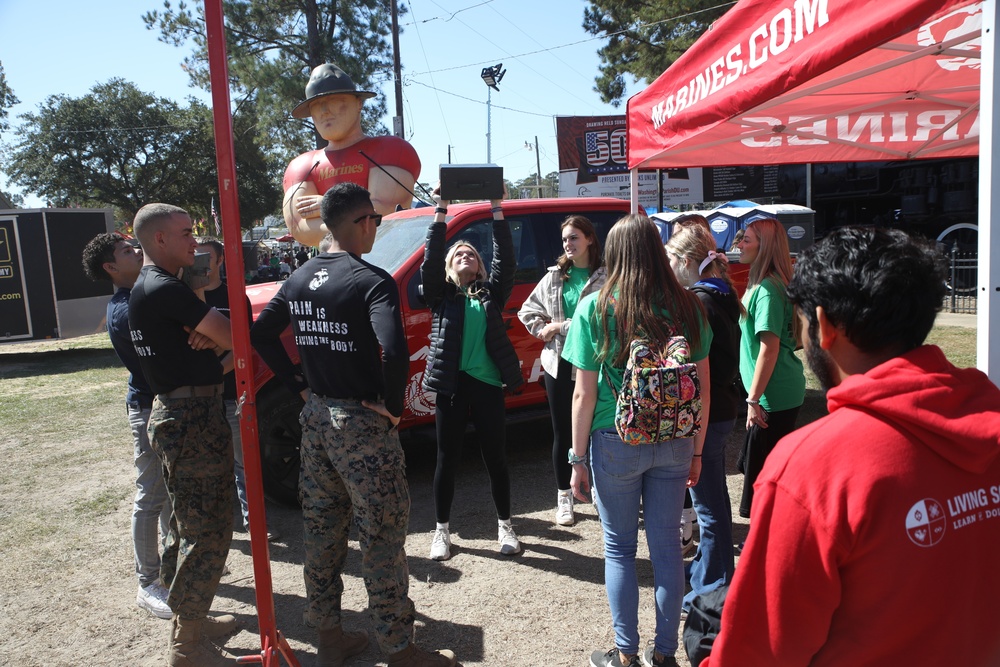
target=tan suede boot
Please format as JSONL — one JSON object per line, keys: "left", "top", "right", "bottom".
{"left": 167, "top": 616, "right": 236, "bottom": 667}
{"left": 201, "top": 613, "right": 238, "bottom": 639}
{"left": 316, "top": 626, "right": 370, "bottom": 667}
{"left": 387, "top": 643, "right": 457, "bottom": 667}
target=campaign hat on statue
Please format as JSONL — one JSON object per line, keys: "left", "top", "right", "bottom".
{"left": 291, "top": 64, "right": 377, "bottom": 119}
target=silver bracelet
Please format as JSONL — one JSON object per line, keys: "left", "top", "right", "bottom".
{"left": 567, "top": 449, "right": 587, "bottom": 465}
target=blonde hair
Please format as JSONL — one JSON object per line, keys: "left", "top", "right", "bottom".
{"left": 666, "top": 223, "right": 716, "bottom": 269}
{"left": 745, "top": 218, "right": 794, "bottom": 288}
{"left": 668, "top": 224, "right": 746, "bottom": 316}
{"left": 744, "top": 218, "right": 799, "bottom": 341}
{"left": 444, "top": 241, "right": 487, "bottom": 287}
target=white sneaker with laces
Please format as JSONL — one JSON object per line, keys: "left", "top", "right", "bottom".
{"left": 429, "top": 526, "right": 452, "bottom": 561}
{"left": 556, "top": 490, "right": 575, "bottom": 526}
{"left": 498, "top": 520, "right": 522, "bottom": 555}
{"left": 137, "top": 581, "right": 172, "bottom": 619}
{"left": 680, "top": 507, "right": 697, "bottom": 556}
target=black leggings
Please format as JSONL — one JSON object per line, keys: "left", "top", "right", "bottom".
{"left": 738, "top": 405, "right": 800, "bottom": 518}
{"left": 543, "top": 357, "right": 575, "bottom": 491}
{"left": 434, "top": 372, "right": 511, "bottom": 523}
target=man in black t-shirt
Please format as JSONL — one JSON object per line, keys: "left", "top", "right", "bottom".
{"left": 252, "top": 183, "right": 456, "bottom": 667}
{"left": 129, "top": 203, "right": 239, "bottom": 667}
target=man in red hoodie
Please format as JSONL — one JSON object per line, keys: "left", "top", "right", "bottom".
{"left": 701, "top": 227, "right": 1000, "bottom": 667}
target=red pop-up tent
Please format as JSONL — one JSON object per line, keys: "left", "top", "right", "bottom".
{"left": 628, "top": 0, "right": 981, "bottom": 167}
{"left": 626, "top": 0, "right": 1000, "bottom": 384}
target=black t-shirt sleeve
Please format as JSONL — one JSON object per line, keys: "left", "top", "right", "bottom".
{"left": 366, "top": 275, "right": 408, "bottom": 417}
{"left": 251, "top": 284, "right": 307, "bottom": 395}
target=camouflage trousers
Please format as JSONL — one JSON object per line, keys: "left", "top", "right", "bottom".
{"left": 300, "top": 394, "right": 415, "bottom": 654}
{"left": 148, "top": 394, "right": 234, "bottom": 619}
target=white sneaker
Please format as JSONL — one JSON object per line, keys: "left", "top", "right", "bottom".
{"left": 498, "top": 520, "right": 522, "bottom": 556}
{"left": 429, "top": 527, "right": 452, "bottom": 561}
{"left": 680, "top": 507, "right": 697, "bottom": 556}
{"left": 555, "top": 490, "right": 575, "bottom": 526}
{"left": 137, "top": 581, "right": 172, "bottom": 619}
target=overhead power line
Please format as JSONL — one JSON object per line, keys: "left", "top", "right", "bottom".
{"left": 408, "top": 1, "right": 738, "bottom": 77}
{"left": 400, "top": 0, "right": 496, "bottom": 25}
{"left": 405, "top": 78, "right": 551, "bottom": 118}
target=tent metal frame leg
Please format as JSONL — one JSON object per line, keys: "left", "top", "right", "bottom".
{"left": 204, "top": 1, "right": 301, "bottom": 665}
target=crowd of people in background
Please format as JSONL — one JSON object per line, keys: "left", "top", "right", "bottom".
{"left": 245, "top": 248, "right": 314, "bottom": 284}
{"left": 83, "top": 192, "right": 1000, "bottom": 667}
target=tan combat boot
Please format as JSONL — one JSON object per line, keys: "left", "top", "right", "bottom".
{"left": 387, "top": 643, "right": 457, "bottom": 667}
{"left": 167, "top": 616, "right": 236, "bottom": 667}
{"left": 316, "top": 626, "right": 370, "bottom": 666}
{"left": 201, "top": 613, "right": 238, "bottom": 639}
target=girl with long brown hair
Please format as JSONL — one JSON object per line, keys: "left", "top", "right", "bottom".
{"left": 564, "top": 214, "right": 712, "bottom": 667}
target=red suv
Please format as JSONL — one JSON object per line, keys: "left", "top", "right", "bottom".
{"left": 247, "top": 197, "right": 639, "bottom": 504}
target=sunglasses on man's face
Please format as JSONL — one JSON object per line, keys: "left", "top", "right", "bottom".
{"left": 352, "top": 212, "right": 382, "bottom": 227}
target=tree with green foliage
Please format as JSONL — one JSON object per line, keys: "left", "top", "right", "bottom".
{"left": 1, "top": 60, "right": 24, "bottom": 208}
{"left": 143, "top": 0, "right": 403, "bottom": 160}
{"left": 2, "top": 79, "right": 279, "bottom": 224}
{"left": 583, "top": 0, "right": 732, "bottom": 106}
{"left": 513, "top": 171, "right": 560, "bottom": 199}
{"left": 0, "top": 61, "right": 18, "bottom": 133}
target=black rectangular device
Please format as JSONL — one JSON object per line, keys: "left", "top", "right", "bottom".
{"left": 439, "top": 163, "right": 504, "bottom": 201}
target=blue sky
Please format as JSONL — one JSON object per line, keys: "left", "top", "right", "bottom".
{"left": 0, "top": 0, "right": 641, "bottom": 208}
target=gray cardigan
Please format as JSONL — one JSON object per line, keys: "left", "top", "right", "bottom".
{"left": 517, "top": 265, "right": 607, "bottom": 379}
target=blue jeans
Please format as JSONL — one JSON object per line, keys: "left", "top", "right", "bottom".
{"left": 591, "top": 428, "right": 692, "bottom": 657}
{"left": 128, "top": 404, "right": 170, "bottom": 588}
{"left": 226, "top": 399, "right": 250, "bottom": 529}
{"left": 684, "top": 419, "right": 736, "bottom": 610}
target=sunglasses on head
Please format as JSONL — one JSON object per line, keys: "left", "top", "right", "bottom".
{"left": 352, "top": 212, "right": 382, "bottom": 227}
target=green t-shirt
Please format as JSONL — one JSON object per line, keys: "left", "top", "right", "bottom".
{"left": 561, "top": 292, "right": 712, "bottom": 433}
{"left": 459, "top": 291, "right": 502, "bottom": 387}
{"left": 562, "top": 266, "right": 590, "bottom": 319}
{"left": 738, "top": 276, "right": 805, "bottom": 412}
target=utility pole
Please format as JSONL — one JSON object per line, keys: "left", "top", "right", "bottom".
{"left": 390, "top": 0, "right": 404, "bottom": 138}
{"left": 480, "top": 64, "right": 505, "bottom": 163}
{"left": 486, "top": 87, "right": 492, "bottom": 162}
{"left": 534, "top": 135, "right": 542, "bottom": 197}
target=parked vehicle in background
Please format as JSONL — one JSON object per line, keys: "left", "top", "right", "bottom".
{"left": 247, "top": 197, "right": 638, "bottom": 504}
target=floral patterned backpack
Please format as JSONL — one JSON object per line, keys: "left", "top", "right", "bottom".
{"left": 606, "top": 333, "right": 702, "bottom": 446}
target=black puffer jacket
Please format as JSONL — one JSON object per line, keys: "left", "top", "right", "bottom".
{"left": 420, "top": 217, "right": 524, "bottom": 396}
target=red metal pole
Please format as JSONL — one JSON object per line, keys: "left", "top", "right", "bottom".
{"left": 202, "top": 1, "right": 298, "bottom": 665}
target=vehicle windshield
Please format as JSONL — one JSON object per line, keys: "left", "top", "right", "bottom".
{"left": 367, "top": 212, "right": 444, "bottom": 276}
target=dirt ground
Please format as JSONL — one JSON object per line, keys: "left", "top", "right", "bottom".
{"left": 0, "top": 336, "right": 794, "bottom": 667}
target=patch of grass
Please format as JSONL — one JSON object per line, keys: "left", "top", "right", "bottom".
{"left": 926, "top": 326, "right": 977, "bottom": 369}
{"left": 73, "top": 486, "right": 130, "bottom": 518}
{"left": 0, "top": 512, "right": 62, "bottom": 551}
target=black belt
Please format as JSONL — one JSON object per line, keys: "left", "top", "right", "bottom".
{"left": 160, "top": 384, "right": 224, "bottom": 399}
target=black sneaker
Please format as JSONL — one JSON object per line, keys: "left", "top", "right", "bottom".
{"left": 641, "top": 646, "right": 680, "bottom": 667}
{"left": 591, "top": 648, "right": 641, "bottom": 667}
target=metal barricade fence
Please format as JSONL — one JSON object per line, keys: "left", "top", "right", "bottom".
{"left": 946, "top": 247, "right": 978, "bottom": 314}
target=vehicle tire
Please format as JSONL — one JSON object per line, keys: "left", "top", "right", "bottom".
{"left": 255, "top": 382, "right": 304, "bottom": 506}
